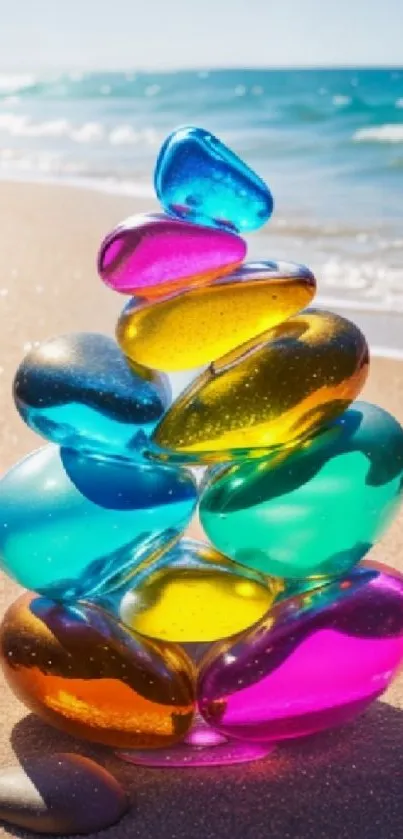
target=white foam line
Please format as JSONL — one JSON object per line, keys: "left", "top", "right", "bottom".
{"left": 353, "top": 124, "right": 403, "bottom": 143}
{"left": 370, "top": 345, "right": 403, "bottom": 361}
{"left": 316, "top": 294, "right": 403, "bottom": 315}
{"left": 0, "top": 170, "right": 155, "bottom": 199}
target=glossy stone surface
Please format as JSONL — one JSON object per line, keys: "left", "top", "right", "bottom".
{"left": 117, "top": 261, "right": 316, "bottom": 372}
{"left": 154, "top": 126, "right": 273, "bottom": 232}
{"left": 0, "top": 445, "right": 197, "bottom": 600}
{"left": 117, "top": 539, "right": 277, "bottom": 642}
{"left": 0, "top": 754, "right": 128, "bottom": 834}
{"left": 120, "top": 740, "right": 272, "bottom": 768}
{"left": 13, "top": 333, "right": 171, "bottom": 459}
{"left": 152, "top": 309, "right": 369, "bottom": 463}
{"left": 98, "top": 212, "right": 246, "bottom": 296}
{"left": 198, "top": 563, "right": 403, "bottom": 742}
{"left": 0, "top": 593, "right": 196, "bottom": 748}
{"left": 200, "top": 402, "right": 403, "bottom": 579}
{"left": 120, "top": 714, "right": 274, "bottom": 767}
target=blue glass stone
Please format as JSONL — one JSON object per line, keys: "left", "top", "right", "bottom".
{"left": 154, "top": 126, "right": 274, "bottom": 233}
{"left": 0, "top": 445, "right": 197, "bottom": 601}
{"left": 13, "top": 333, "right": 171, "bottom": 459}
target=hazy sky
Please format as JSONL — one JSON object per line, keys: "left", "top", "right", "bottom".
{"left": 0, "top": 0, "right": 402, "bottom": 71}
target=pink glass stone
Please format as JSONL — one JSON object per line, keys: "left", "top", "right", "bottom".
{"left": 197, "top": 562, "right": 403, "bottom": 743}
{"left": 97, "top": 213, "right": 246, "bottom": 296}
{"left": 118, "top": 714, "right": 273, "bottom": 768}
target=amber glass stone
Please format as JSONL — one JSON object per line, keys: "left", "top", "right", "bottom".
{"left": 0, "top": 593, "right": 196, "bottom": 749}
{"left": 152, "top": 309, "right": 369, "bottom": 463}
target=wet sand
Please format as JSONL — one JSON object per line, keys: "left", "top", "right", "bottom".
{"left": 0, "top": 181, "right": 403, "bottom": 838}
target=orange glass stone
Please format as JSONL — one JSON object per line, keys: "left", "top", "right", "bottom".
{"left": 0, "top": 593, "right": 196, "bottom": 749}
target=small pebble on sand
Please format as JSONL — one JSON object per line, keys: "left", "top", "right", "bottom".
{"left": 0, "top": 752, "right": 129, "bottom": 834}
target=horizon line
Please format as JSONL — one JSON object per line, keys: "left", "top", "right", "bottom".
{"left": 1, "top": 62, "right": 403, "bottom": 75}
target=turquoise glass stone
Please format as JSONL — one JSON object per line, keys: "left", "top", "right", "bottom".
{"left": 199, "top": 402, "right": 403, "bottom": 579}
{"left": 154, "top": 126, "right": 273, "bottom": 233}
{"left": 0, "top": 445, "right": 197, "bottom": 600}
{"left": 13, "top": 333, "right": 171, "bottom": 460}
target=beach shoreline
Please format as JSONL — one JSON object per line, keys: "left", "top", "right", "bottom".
{"left": 0, "top": 177, "right": 403, "bottom": 472}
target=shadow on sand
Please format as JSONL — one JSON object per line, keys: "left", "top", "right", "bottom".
{"left": 6, "top": 700, "right": 403, "bottom": 839}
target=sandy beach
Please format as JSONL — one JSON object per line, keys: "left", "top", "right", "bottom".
{"left": 0, "top": 180, "right": 403, "bottom": 838}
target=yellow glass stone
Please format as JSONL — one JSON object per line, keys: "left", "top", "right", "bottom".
{"left": 116, "top": 261, "right": 316, "bottom": 371}
{"left": 118, "top": 539, "right": 278, "bottom": 642}
{"left": 152, "top": 309, "right": 369, "bottom": 463}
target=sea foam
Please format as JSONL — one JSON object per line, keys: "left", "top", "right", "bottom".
{"left": 353, "top": 124, "right": 403, "bottom": 143}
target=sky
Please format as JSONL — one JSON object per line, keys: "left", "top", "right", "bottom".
{"left": 0, "top": 0, "right": 402, "bottom": 71}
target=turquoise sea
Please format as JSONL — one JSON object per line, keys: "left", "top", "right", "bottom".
{"left": 0, "top": 66, "right": 402, "bottom": 347}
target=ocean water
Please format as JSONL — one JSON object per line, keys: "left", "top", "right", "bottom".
{"left": 0, "top": 66, "right": 403, "bottom": 343}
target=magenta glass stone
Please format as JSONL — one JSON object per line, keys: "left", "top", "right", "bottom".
{"left": 97, "top": 213, "right": 246, "bottom": 296}
{"left": 198, "top": 562, "right": 403, "bottom": 743}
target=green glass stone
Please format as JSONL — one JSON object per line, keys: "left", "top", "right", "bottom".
{"left": 199, "top": 402, "right": 403, "bottom": 579}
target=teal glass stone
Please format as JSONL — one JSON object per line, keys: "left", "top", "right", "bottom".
{"left": 13, "top": 333, "right": 171, "bottom": 460}
{"left": 199, "top": 402, "right": 403, "bottom": 580}
{"left": 154, "top": 126, "right": 273, "bottom": 233}
{"left": 0, "top": 445, "right": 197, "bottom": 601}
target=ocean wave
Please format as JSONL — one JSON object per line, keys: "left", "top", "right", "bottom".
{"left": 269, "top": 217, "right": 385, "bottom": 240}
{"left": 353, "top": 124, "right": 403, "bottom": 143}
{"left": 0, "top": 113, "right": 70, "bottom": 138}
{"left": 0, "top": 73, "right": 37, "bottom": 93}
{"left": 0, "top": 113, "right": 106, "bottom": 142}
{"left": 108, "top": 126, "right": 159, "bottom": 146}
{"left": 0, "top": 112, "right": 161, "bottom": 146}
{"left": 0, "top": 149, "right": 62, "bottom": 174}
{"left": 0, "top": 152, "right": 155, "bottom": 198}
{"left": 332, "top": 94, "right": 352, "bottom": 106}
{"left": 0, "top": 68, "right": 398, "bottom": 119}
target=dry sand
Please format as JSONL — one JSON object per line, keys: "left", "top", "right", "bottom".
{"left": 0, "top": 180, "right": 402, "bottom": 838}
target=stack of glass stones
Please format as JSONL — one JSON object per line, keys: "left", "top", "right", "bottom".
{"left": 1, "top": 125, "right": 403, "bottom": 769}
